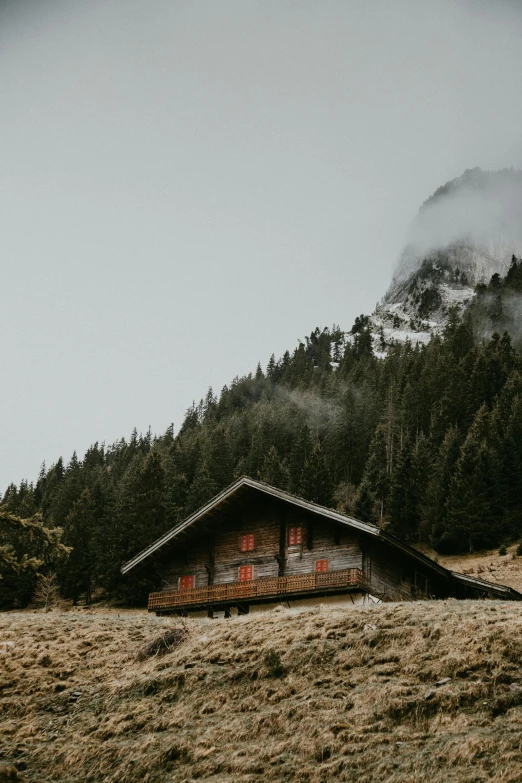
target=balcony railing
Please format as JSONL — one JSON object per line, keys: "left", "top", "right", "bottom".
{"left": 148, "top": 567, "right": 366, "bottom": 612}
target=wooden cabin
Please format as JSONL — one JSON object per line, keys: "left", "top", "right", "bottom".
{"left": 121, "top": 477, "right": 522, "bottom": 615}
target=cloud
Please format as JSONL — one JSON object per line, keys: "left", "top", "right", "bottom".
{"left": 393, "top": 169, "right": 522, "bottom": 284}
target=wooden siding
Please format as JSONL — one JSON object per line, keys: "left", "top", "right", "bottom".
{"left": 160, "top": 507, "right": 281, "bottom": 588}
{"left": 284, "top": 520, "right": 362, "bottom": 576}
{"left": 157, "top": 499, "right": 455, "bottom": 604}
{"left": 369, "top": 540, "right": 451, "bottom": 601}
{"left": 213, "top": 513, "right": 280, "bottom": 584}
{"left": 160, "top": 538, "right": 211, "bottom": 590}
{"left": 369, "top": 540, "right": 418, "bottom": 600}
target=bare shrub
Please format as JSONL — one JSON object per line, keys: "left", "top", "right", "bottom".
{"left": 264, "top": 649, "right": 285, "bottom": 677}
{"left": 137, "top": 628, "right": 186, "bottom": 661}
{"left": 32, "top": 573, "right": 62, "bottom": 612}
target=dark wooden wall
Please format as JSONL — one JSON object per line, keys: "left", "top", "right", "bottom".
{"left": 159, "top": 501, "right": 364, "bottom": 590}
{"left": 368, "top": 539, "right": 451, "bottom": 600}
{"left": 157, "top": 497, "right": 453, "bottom": 601}
{"left": 283, "top": 509, "right": 362, "bottom": 576}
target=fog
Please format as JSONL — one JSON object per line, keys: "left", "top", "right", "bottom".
{"left": 395, "top": 169, "right": 522, "bottom": 284}
{"left": 1, "top": 0, "right": 522, "bottom": 488}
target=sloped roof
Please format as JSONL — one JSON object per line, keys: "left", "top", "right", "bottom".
{"left": 451, "top": 570, "right": 522, "bottom": 600}
{"left": 121, "top": 476, "right": 383, "bottom": 574}
{"left": 119, "top": 477, "right": 522, "bottom": 600}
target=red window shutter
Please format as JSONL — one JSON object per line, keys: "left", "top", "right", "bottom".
{"left": 315, "top": 559, "right": 329, "bottom": 573}
{"left": 288, "top": 526, "right": 303, "bottom": 545}
{"left": 240, "top": 533, "right": 255, "bottom": 552}
{"left": 239, "top": 565, "right": 253, "bottom": 582}
{"left": 179, "top": 575, "right": 195, "bottom": 590}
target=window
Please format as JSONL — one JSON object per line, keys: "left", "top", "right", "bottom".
{"left": 239, "top": 565, "right": 253, "bottom": 582}
{"left": 315, "top": 559, "right": 329, "bottom": 573}
{"left": 179, "top": 575, "right": 195, "bottom": 591}
{"left": 240, "top": 533, "right": 255, "bottom": 552}
{"left": 288, "top": 526, "right": 303, "bottom": 546}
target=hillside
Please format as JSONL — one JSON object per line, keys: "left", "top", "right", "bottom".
{"left": 2, "top": 601, "right": 522, "bottom": 783}
{"left": 3, "top": 170, "right": 522, "bottom": 612}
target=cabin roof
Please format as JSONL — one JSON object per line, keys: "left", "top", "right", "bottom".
{"left": 121, "top": 476, "right": 383, "bottom": 574}
{"left": 451, "top": 570, "right": 522, "bottom": 600}
{"left": 119, "top": 476, "right": 522, "bottom": 600}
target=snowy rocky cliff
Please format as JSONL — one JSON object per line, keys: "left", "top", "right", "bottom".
{"left": 368, "top": 168, "right": 522, "bottom": 351}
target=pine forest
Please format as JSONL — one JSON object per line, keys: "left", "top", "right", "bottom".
{"left": 3, "top": 258, "right": 522, "bottom": 609}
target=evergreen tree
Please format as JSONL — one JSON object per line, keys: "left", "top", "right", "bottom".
{"left": 0, "top": 510, "right": 69, "bottom": 609}
{"left": 443, "top": 406, "right": 502, "bottom": 552}
{"left": 298, "top": 441, "right": 333, "bottom": 507}
{"left": 60, "top": 489, "right": 96, "bottom": 604}
{"left": 111, "top": 451, "right": 167, "bottom": 600}
{"left": 258, "top": 446, "right": 290, "bottom": 489}
{"left": 288, "top": 424, "right": 313, "bottom": 493}
{"left": 421, "top": 426, "right": 461, "bottom": 546}
{"left": 356, "top": 425, "right": 390, "bottom": 524}
{"left": 185, "top": 461, "right": 218, "bottom": 514}
{"left": 388, "top": 433, "right": 431, "bottom": 541}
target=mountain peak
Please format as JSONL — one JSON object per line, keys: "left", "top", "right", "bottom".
{"left": 369, "top": 168, "right": 522, "bottom": 350}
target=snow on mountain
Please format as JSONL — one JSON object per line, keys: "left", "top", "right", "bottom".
{"left": 368, "top": 168, "right": 522, "bottom": 349}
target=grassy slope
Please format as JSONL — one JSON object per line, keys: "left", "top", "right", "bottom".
{"left": 1, "top": 599, "right": 522, "bottom": 783}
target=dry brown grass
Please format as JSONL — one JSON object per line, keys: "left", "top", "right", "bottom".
{"left": 1, "top": 600, "right": 522, "bottom": 783}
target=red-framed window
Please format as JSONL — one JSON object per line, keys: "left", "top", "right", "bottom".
{"left": 239, "top": 565, "right": 253, "bottom": 582}
{"left": 315, "top": 559, "right": 329, "bottom": 573}
{"left": 240, "top": 533, "right": 255, "bottom": 552}
{"left": 179, "top": 575, "right": 195, "bottom": 591}
{"left": 288, "top": 526, "right": 303, "bottom": 546}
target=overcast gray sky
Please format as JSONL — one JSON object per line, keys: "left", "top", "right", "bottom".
{"left": 2, "top": 0, "right": 522, "bottom": 489}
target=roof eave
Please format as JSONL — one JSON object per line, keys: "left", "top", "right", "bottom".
{"left": 120, "top": 477, "right": 246, "bottom": 574}
{"left": 451, "top": 570, "right": 522, "bottom": 599}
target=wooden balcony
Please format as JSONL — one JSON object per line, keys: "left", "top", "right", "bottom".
{"left": 149, "top": 567, "right": 367, "bottom": 612}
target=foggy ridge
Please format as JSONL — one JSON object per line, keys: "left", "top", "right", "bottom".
{"left": 370, "top": 168, "right": 522, "bottom": 351}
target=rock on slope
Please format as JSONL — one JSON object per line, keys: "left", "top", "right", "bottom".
{"left": 370, "top": 168, "right": 522, "bottom": 351}
{"left": 2, "top": 601, "right": 522, "bottom": 783}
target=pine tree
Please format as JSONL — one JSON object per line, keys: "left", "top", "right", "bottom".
{"left": 443, "top": 406, "right": 502, "bottom": 552}
{"left": 298, "top": 441, "right": 333, "bottom": 507}
{"left": 421, "top": 426, "right": 461, "bottom": 546}
{"left": 60, "top": 489, "right": 96, "bottom": 604}
{"left": 288, "top": 424, "right": 313, "bottom": 493}
{"left": 111, "top": 452, "right": 167, "bottom": 595}
{"left": 387, "top": 439, "right": 415, "bottom": 540}
{"left": 185, "top": 461, "right": 218, "bottom": 514}
{"left": 388, "top": 433, "right": 431, "bottom": 541}
{"left": 356, "top": 425, "right": 390, "bottom": 524}
{"left": 492, "top": 392, "right": 522, "bottom": 535}
{"left": 0, "top": 510, "right": 69, "bottom": 610}
{"left": 258, "top": 446, "right": 290, "bottom": 489}
{"left": 205, "top": 425, "right": 234, "bottom": 489}
{"left": 266, "top": 354, "right": 276, "bottom": 380}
